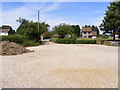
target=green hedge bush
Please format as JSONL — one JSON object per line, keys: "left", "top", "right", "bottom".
{"left": 96, "top": 39, "right": 111, "bottom": 44}
{"left": 2, "top": 35, "right": 40, "bottom": 47}
{"left": 55, "top": 38, "right": 76, "bottom": 44}
{"left": 22, "top": 41, "right": 40, "bottom": 47}
{"left": 76, "top": 39, "right": 96, "bottom": 44}
{"left": 51, "top": 38, "right": 96, "bottom": 44}
{"left": 2, "top": 35, "right": 24, "bottom": 44}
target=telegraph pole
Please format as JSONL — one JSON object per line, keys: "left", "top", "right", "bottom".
{"left": 38, "top": 10, "right": 40, "bottom": 41}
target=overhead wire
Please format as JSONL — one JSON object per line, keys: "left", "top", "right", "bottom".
{"left": 15, "top": 2, "right": 37, "bottom": 12}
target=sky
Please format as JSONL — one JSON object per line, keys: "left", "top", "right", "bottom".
{"left": 1, "top": 1, "right": 111, "bottom": 32}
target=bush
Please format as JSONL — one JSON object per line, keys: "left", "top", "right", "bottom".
{"left": 2, "top": 35, "right": 24, "bottom": 44}
{"left": 76, "top": 39, "right": 96, "bottom": 44}
{"left": 2, "top": 35, "right": 40, "bottom": 47}
{"left": 51, "top": 38, "right": 96, "bottom": 44}
{"left": 21, "top": 41, "right": 40, "bottom": 47}
{"left": 50, "top": 38, "right": 58, "bottom": 42}
{"left": 96, "top": 39, "right": 111, "bottom": 44}
{"left": 55, "top": 38, "right": 76, "bottom": 44}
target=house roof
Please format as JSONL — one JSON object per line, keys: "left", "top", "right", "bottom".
{"left": 53, "top": 34, "right": 60, "bottom": 37}
{"left": 82, "top": 27, "right": 92, "bottom": 32}
{"left": 41, "top": 32, "right": 47, "bottom": 36}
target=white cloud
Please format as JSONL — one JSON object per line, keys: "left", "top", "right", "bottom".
{"left": 41, "top": 2, "right": 60, "bottom": 12}
{"left": 2, "top": 5, "right": 36, "bottom": 30}
{"left": 1, "top": 2, "right": 61, "bottom": 30}
{"left": 1, "top": 1, "right": 105, "bottom": 34}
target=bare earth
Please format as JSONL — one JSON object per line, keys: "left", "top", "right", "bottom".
{"left": 0, "top": 42, "right": 118, "bottom": 88}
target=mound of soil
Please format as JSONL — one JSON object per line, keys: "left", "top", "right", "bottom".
{"left": 0, "top": 41, "right": 33, "bottom": 56}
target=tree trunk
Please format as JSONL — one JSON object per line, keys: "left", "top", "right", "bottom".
{"left": 113, "top": 32, "right": 115, "bottom": 41}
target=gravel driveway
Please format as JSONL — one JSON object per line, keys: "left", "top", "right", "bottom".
{"left": 0, "top": 42, "right": 118, "bottom": 88}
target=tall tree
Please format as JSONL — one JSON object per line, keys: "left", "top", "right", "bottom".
{"left": 71, "top": 25, "right": 80, "bottom": 37}
{"left": 92, "top": 25, "right": 99, "bottom": 35}
{"left": 99, "top": 1, "right": 120, "bottom": 40}
{"left": 52, "top": 23, "right": 74, "bottom": 38}
{"left": 16, "top": 18, "right": 49, "bottom": 40}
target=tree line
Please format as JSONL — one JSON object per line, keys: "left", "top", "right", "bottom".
{"left": 1, "top": 1, "right": 120, "bottom": 41}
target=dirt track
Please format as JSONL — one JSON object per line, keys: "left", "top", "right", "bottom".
{"left": 0, "top": 42, "right": 118, "bottom": 88}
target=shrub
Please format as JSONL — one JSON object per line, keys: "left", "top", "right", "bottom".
{"left": 22, "top": 41, "right": 40, "bottom": 47}
{"left": 55, "top": 38, "right": 76, "bottom": 44}
{"left": 2, "top": 35, "right": 24, "bottom": 44}
{"left": 96, "top": 39, "right": 111, "bottom": 44}
{"left": 51, "top": 38, "right": 96, "bottom": 44}
{"left": 76, "top": 39, "right": 96, "bottom": 44}
{"left": 2, "top": 35, "right": 40, "bottom": 47}
{"left": 50, "top": 38, "right": 58, "bottom": 42}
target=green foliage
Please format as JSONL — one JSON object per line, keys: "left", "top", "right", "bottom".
{"left": 8, "top": 30, "right": 15, "bottom": 35}
{"left": 98, "top": 34, "right": 109, "bottom": 38}
{"left": 22, "top": 41, "right": 40, "bottom": 47}
{"left": 16, "top": 18, "right": 49, "bottom": 41}
{"left": 2, "top": 35, "right": 24, "bottom": 44}
{"left": 2, "top": 35, "right": 40, "bottom": 47}
{"left": 43, "top": 32, "right": 51, "bottom": 39}
{"left": 50, "top": 38, "right": 58, "bottom": 42}
{"left": 51, "top": 38, "right": 96, "bottom": 44}
{"left": 53, "top": 23, "right": 74, "bottom": 38}
{"left": 92, "top": 25, "right": 99, "bottom": 35}
{"left": 76, "top": 39, "right": 96, "bottom": 44}
{"left": 55, "top": 38, "right": 76, "bottom": 44}
{"left": 99, "top": 1, "right": 120, "bottom": 40}
{"left": 96, "top": 38, "right": 111, "bottom": 44}
{"left": 71, "top": 25, "right": 80, "bottom": 37}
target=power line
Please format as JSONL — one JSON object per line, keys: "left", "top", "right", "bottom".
{"left": 15, "top": 1, "right": 41, "bottom": 40}
{"left": 15, "top": 2, "right": 36, "bottom": 12}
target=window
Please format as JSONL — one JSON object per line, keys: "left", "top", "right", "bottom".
{"left": 88, "top": 32, "right": 91, "bottom": 34}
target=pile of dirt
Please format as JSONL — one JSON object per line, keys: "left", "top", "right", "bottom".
{"left": 0, "top": 41, "right": 33, "bottom": 56}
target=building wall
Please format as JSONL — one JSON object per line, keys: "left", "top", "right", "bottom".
{"left": 82, "top": 32, "right": 92, "bottom": 38}
{"left": 0, "top": 32, "right": 8, "bottom": 36}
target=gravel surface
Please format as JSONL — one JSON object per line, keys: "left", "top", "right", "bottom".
{"left": 0, "top": 43, "right": 118, "bottom": 88}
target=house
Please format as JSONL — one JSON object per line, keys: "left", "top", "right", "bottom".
{"left": 65, "top": 34, "right": 71, "bottom": 38}
{"left": 40, "top": 32, "right": 47, "bottom": 41}
{"left": 53, "top": 34, "right": 60, "bottom": 37}
{"left": 82, "top": 27, "right": 97, "bottom": 39}
{"left": 0, "top": 28, "right": 10, "bottom": 36}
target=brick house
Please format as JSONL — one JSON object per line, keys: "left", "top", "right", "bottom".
{"left": 82, "top": 27, "right": 97, "bottom": 39}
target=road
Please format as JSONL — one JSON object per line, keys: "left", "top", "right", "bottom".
{"left": 0, "top": 42, "right": 118, "bottom": 88}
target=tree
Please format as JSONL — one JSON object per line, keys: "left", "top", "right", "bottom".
{"left": 71, "top": 25, "right": 80, "bottom": 37}
{"left": 16, "top": 18, "right": 49, "bottom": 41}
{"left": 92, "top": 25, "right": 99, "bottom": 35}
{"left": 52, "top": 23, "right": 74, "bottom": 38}
{"left": 99, "top": 1, "right": 120, "bottom": 40}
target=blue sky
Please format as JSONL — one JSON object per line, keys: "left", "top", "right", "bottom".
{"left": 1, "top": 2, "right": 110, "bottom": 32}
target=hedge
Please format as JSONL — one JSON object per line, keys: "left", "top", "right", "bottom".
{"left": 22, "top": 40, "right": 40, "bottom": 47}
{"left": 55, "top": 38, "right": 76, "bottom": 44}
{"left": 2, "top": 35, "right": 24, "bottom": 44}
{"left": 51, "top": 38, "right": 96, "bottom": 44}
{"left": 1, "top": 35, "right": 40, "bottom": 47}
{"left": 76, "top": 39, "right": 96, "bottom": 44}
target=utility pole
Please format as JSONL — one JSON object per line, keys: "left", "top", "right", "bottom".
{"left": 38, "top": 10, "right": 40, "bottom": 41}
